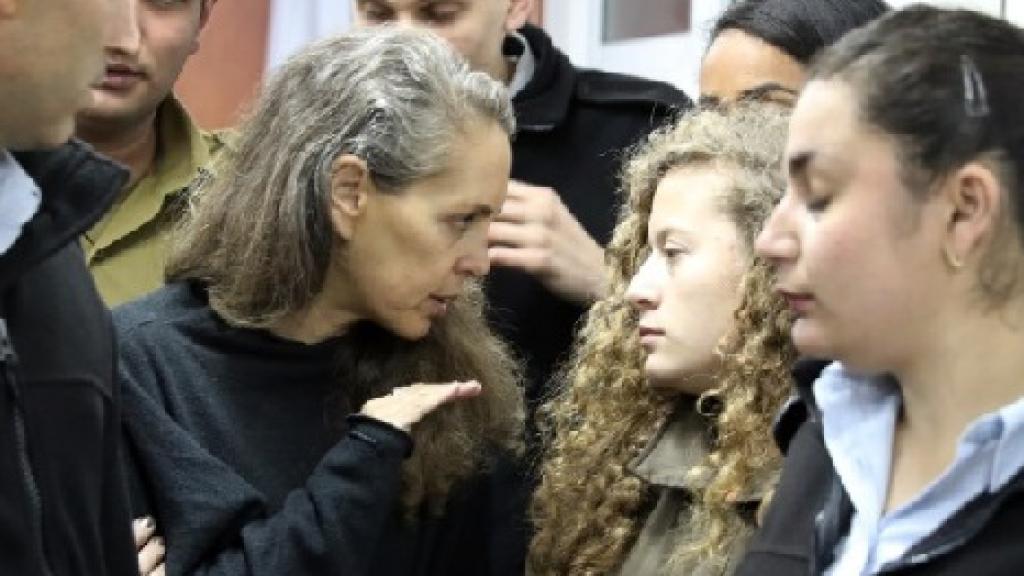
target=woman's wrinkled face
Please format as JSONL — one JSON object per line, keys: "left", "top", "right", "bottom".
{"left": 340, "top": 120, "right": 511, "bottom": 340}
{"left": 755, "top": 79, "right": 949, "bottom": 373}
{"left": 626, "top": 166, "right": 746, "bottom": 393}
{"left": 699, "top": 29, "right": 805, "bottom": 107}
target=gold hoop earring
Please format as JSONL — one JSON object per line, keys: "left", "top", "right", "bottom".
{"left": 944, "top": 246, "right": 964, "bottom": 270}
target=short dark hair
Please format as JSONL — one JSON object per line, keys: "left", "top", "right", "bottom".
{"left": 812, "top": 6, "right": 1024, "bottom": 301}
{"left": 711, "top": 0, "right": 890, "bottom": 64}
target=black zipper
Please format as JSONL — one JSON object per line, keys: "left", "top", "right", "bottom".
{"left": 0, "top": 318, "right": 54, "bottom": 576}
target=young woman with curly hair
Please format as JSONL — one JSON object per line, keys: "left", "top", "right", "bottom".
{"left": 528, "top": 102, "right": 797, "bottom": 576}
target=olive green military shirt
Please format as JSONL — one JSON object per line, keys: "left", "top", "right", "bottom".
{"left": 615, "top": 403, "right": 771, "bottom": 576}
{"left": 83, "top": 97, "right": 226, "bottom": 307}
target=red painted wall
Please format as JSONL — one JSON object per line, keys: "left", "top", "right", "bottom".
{"left": 176, "top": 0, "right": 269, "bottom": 130}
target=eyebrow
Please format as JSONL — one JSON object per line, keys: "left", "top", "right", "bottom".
{"left": 698, "top": 95, "right": 721, "bottom": 108}
{"left": 469, "top": 204, "right": 496, "bottom": 218}
{"left": 652, "top": 225, "right": 695, "bottom": 246}
{"left": 737, "top": 82, "right": 800, "bottom": 103}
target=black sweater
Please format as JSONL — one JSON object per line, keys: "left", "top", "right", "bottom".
{"left": 116, "top": 282, "right": 516, "bottom": 576}
{"left": 0, "top": 142, "right": 137, "bottom": 576}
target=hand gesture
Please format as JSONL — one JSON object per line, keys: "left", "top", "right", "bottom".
{"left": 488, "top": 180, "right": 606, "bottom": 305}
{"left": 360, "top": 381, "right": 482, "bottom": 432}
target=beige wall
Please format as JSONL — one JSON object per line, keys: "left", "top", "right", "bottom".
{"left": 176, "top": 0, "right": 269, "bottom": 130}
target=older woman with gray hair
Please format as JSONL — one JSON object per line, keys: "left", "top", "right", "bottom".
{"left": 116, "top": 26, "right": 524, "bottom": 576}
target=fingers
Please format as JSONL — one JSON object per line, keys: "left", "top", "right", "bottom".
{"left": 133, "top": 517, "right": 155, "bottom": 549}
{"left": 137, "top": 535, "right": 165, "bottom": 575}
{"left": 397, "top": 381, "right": 481, "bottom": 411}
{"left": 493, "top": 199, "right": 529, "bottom": 225}
{"left": 488, "top": 221, "right": 536, "bottom": 248}
{"left": 360, "top": 381, "right": 482, "bottom": 432}
{"left": 488, "top": 246, "right": 548, "bottom": 274}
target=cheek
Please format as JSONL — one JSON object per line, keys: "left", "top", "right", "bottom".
{"left": 664, "top": 264, "right": 740, "bottom": 352}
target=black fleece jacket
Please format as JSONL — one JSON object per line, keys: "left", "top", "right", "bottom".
{"left": 117, "top": 282, "right": 520, "bottom": 576}
{"left": 0, "top": 141, "right": 137, "bottom": 576}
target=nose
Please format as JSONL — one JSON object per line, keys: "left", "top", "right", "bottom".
{"left": 625, "top": 254, "right": 661, "bottom": 311}
{"left": 389, "top": 12, "right": 420, "bottom": 30}
{"left": 755, "top": 191, "right": 800, "bottom": 266}
{"left": 105, "top": 0, "right": 141, "bottom": 55}
{"left": 456, "top": 238, "right": 490, "bottom": 278}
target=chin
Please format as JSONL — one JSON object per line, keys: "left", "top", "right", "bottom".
{"left": 791, "top": 321, "right": 850, "bottom": 367}
{"left": 28, "top": 121, "right": 75, "bottom": 150}
{"left": 385, "top": 316, "right": 432, "bottom": 342}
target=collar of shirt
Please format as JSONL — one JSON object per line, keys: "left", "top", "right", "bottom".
{"left": 0, "top": 149, "right": 42, "bottom": 256}
{"left": 84, "top": 96, "right": 220, "bottom": 260}
{"left": 507, "top": 30, "right": 536, "bottom": 99}
{"left": 627, "top": 397, "right": 772, "bottom": 502}
{"left": 816, "top": 362, "right": 1024, "bottom": 574}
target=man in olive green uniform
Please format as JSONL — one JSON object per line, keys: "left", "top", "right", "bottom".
{"left": 77, "top": 0, "right": 221, "bottom": 306}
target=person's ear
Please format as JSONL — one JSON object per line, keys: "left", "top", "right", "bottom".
{"left": 942, "top": 160, "right": 1003, "bottom": 270}
{"left": 328, "top": 154, "right": 371, "bottom": 241}
{"left": 504, "top": 0, "right": 532, "bottom": 32}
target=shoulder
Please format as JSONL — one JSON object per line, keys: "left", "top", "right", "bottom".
{"left": 202, "top": 127, "right": 238, "bottom": 158}
{"left": 113, "top": 282, "right": 208, "bottom": 351}
{"left": 574, "top": 69, "right": 692, "bottom": 112}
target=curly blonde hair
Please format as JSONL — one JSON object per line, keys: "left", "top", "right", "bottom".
{"left": 528, "top": 103, "right": 796, "bottom": 575}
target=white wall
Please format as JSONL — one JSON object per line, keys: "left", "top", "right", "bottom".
{"left": 1009, "top": 1, "right": 1024, "bottom": 26}
{"left": 543, "top": 0, "right": 1012, "bottom": 98}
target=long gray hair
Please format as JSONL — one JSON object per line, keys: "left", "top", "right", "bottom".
{"left": 167, "top": 26, "right": 523, "bottom": 512}
{"left": 168, "top": 25, "right": 514, "bottom": 326}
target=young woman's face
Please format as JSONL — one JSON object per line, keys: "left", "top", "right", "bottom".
{"left": 626, "top": 166, "right": 746, "bottom": 393}
{"left": 699, "top": 29, "right": 805, "bottom": 107}
{"left": 340, "top": 119, "right": 511, "bottom": 340}
{"left": 756, "top": 79, "right": 950, "bottom": 373}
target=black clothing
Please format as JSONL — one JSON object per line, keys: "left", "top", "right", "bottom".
{"left": 0, "top": 142, "right": 137, "bottom": 576}
{"left": 117, "top": 282, "right": 518, "bottom": 576}
{"left": 491, "top": 24, "right": 691, "bottom": 406}
{"left": 736, "top": 360, "right": 1024, "bottom": 576}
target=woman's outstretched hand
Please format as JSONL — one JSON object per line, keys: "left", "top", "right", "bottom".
{"left": 360, "top": 381, "right": 482, "bottom": 432}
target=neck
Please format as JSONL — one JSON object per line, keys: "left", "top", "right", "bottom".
{"left": 896, "top": 301, "right": 1024, "bottom": 449}
{"left": 267, "top": 267, "right": 362, "bottom": 345}
{"left": 268, "top": 295, "right": 360, "bottom": 345}
{"left": 76, "top": 111, "right": 159, "bottom": 190}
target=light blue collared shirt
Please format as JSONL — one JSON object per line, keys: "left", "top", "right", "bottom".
{"left": 0, "top": 149, "right": 42, "bottom": 256}
{"left": 816, "top": 362, "right": 1024, "bottom": 575}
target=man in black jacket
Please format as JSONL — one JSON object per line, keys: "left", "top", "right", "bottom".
{"left": 354, "top": 0, "right": 690, "bottom": 411}
{"left": 0, "top": 0, "right": 139, "bottom": 574}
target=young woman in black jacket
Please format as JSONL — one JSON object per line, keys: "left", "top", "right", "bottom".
{"left": 743, "top": 6, "right": 1024, "bottom": 575}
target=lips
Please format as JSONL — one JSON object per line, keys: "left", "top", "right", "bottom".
{"left": 637, "top": 325, "right": 665, "bottom": 349}
{"left": 97, "top": 62, "right": 145, "bottom": 91}
{"left": 426, "top": 295, "right": 457, "bottom": 317}
{"left": 779, "top": 290, "right": 815, "bottom": 315}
